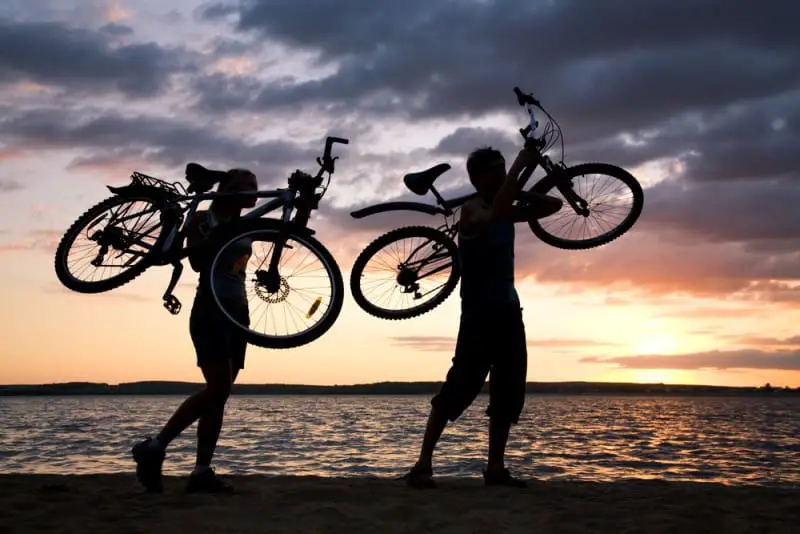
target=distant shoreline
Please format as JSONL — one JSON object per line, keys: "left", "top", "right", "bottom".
{"left": 1, "top": 381, "right": 798, "bottom": 397}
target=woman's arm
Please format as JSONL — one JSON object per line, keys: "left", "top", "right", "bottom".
{"left": 184, "top": 211, "right": 209, "bottom": 272}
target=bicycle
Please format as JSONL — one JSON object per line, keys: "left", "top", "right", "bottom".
{"left": 348, "top": 86, "right": 644, "bottom": 321}
{"left": 54, "top": 136, "right": 350, "bottom": 349}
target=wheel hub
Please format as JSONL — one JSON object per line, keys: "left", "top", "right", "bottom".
{"left": 254, "top": 270, "right": 290, "bottom": 303}
{"left": 396, "top": 267, "right": 418, "bottom": 287}
{"left": 93, "top": 226, "right": 131, "bottom": 250}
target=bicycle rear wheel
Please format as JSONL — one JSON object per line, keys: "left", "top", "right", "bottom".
{"left": 206, "top": 220, "right": 344, "bottom": 349}
{"left": 54, "top": 195, "right": 173, "bottom": 293}
{"left": 527, "top": 162, "right": 644, "bottom": 250}
{"left": 350, "top": 226, "right": 460, "bottom": 320}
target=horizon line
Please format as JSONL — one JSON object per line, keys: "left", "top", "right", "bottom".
{"left": 1, "top": 379, "right": 795, "bottom": 389}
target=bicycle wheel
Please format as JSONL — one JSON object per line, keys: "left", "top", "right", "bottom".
{"left": 350, "top": 226, "right": 460, "bottom": 320}
{"left": 527, "top": 162, "right": 644, "bottom": 250}
{"left": 54, "top": 195, "right": 173, "bottom": 293}
{"left": 206, "top": 220, "right": 344, "bottom": 349}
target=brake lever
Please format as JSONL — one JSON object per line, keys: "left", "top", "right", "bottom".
{"left": 316, "top": 155, "right": 338, "bottom": 174}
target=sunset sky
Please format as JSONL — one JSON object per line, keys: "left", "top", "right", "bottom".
{"left": 1, "top": 0, "right": 799, "bottom": 388}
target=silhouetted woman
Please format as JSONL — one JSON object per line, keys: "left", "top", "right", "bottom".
{"left": 132, "top": 168, "right": 257, "bottom": 493}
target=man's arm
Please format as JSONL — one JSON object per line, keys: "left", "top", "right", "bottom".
{"left": 510, "top": 190, "right": 563, "bottom": 222}
{"left": 460, "top": 148, "right": 537, "bottom": 236}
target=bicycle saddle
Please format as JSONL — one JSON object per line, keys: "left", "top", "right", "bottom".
{"left": 403, "top": 163, "right": 451, "bottom": 195}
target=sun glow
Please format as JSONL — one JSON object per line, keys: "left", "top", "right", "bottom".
{"left": 634, "top": 333, "right": 679, "bottom": 355}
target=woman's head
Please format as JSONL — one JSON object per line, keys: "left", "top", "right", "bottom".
{"left": 213, "top": 168, "right": 258, "bottom": 212}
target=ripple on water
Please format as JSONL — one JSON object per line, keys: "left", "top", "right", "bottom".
{"left": 0, "top": 395, "right": 798, "bottom": 486}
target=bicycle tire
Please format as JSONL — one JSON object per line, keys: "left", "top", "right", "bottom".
{"left": 350, "top": 225, "right": 461, "bottom": 320}
{"left": 54, "top": 194, "right": 173, "bottom": 293}
{"left": 204, "top": 219, "right": 345, "bottom": 349}
{"left": 527, "top": 162, "right": 644, "bottom": 250}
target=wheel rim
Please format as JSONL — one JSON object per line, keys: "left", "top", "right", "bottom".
{"left": 536, "top": 171, "right": 638, "bottom": 243}
{"left": 210, "top": 228, "right": 339, "bottom": 342}
{"left": 60, "top": 197, "right": 164, "bottom": 286}
{"left": 357, "top": 233, "right": 455, "bottom": 315}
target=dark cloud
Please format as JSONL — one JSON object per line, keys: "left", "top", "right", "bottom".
{"left": 432, "top": 127, "right": 519, "bottom": 160}
{"left": 187, "top": 0, "right": 800, "bottom": 276}
{"left": 207, "top": 36, "right": 261, "bottom": 56}
{"left": 98, "top": 23, "right": 134, "bottom": 37}
{"left": 582, "top": 349, "right": 800, "bottom": 371}
{"left": 0, "top": 107, "right": 320, "bottom": 182}
{"left": 195, "top": 0, "right": 800, "bottom": 143}
{"left": 0, "top": 18, "right": 196, "bottom": 97}
{"left": 638, "top": 178, "right": 800, "bottom": 244}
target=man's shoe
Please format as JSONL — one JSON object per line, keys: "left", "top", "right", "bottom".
{"left": 402, "top": 465, "right": 436, "bottom": 489}
{"left": 185, "top": 467, "right": 234, "bottom": 494}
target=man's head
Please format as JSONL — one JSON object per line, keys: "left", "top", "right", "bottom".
{"left": 218, "top": 168, "right": 258, "bottom": 209}
{"left": 466, "top": 146, "right": 506, "bottom": 198}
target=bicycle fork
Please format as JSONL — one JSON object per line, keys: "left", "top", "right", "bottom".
{"left": 160, "top": 208, "right": 186, "bottom": 315}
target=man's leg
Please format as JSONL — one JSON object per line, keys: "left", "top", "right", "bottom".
{"left": 487, "top": 416, "right": 512, "bottom": 473}
{"left": 484, "top": 309, "right": 528, "bottom": 486}
{"left": 406, "top": 321, "right": 490, "bottom": 487}
{"left": 413, "top": 407, "right": 449, "bottom": 472}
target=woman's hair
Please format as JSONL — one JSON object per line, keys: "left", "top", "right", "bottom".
{"left": 218, "top": 168, "right": 256, "bottom": 192}
{"left": 210, "top": 168, "right": 257, "bottom": 212}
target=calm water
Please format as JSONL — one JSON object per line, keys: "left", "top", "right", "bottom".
{"left": 1, "top": 395, "right": 798, "bottom": 487}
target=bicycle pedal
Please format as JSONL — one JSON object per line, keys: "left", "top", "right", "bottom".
{"left": 163, "top": 295, "right": 182, "bottom": 315}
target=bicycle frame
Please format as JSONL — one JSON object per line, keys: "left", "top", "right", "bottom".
{"left": 105, "top": 136, "right": 348, "bottom": 314}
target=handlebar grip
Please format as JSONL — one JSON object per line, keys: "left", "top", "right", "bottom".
{"left": 513, "top": 86, "right": 541, "bottom": 107}
{"left": 513, "top": 86, "right": 526, "bottom": 106}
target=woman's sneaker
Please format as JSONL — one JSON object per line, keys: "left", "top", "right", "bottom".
{"left": 131, "top": 438, "right": 166, "bottom": 493}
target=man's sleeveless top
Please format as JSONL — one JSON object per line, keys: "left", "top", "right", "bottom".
{"left": 458, "top": 213, "right": 519, "bottom": 318}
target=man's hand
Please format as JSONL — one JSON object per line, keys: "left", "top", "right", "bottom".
{"left": 512, "top": 191, "right": 563, "bottom": 222}
{"left": 508, "top": 146, "right": 539, "bottom": 176}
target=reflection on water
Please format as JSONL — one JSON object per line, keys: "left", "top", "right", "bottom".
{"left": 0, "top": 395, "right": 798, "bottom": 486}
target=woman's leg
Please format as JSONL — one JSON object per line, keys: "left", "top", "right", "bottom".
{"left": 131, "top": 363, "right": 231, "bottom": 493}
{"left": 194, "top": 358, "right": 233, "bottom": 469}
{"left": 186, "top": 329, "right": 246, "bottom": 493}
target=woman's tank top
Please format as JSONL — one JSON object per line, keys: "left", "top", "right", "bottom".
{"left": 195, "top": 210, "right": 252, "bottom": 306}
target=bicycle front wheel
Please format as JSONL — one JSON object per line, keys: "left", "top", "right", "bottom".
{"left": 206, "top": 221, "right": 344, "bottom": 349}
{"left": 527, "top": 162, "right": 644, "bottom": 250}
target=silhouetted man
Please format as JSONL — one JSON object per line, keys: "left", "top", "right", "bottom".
{"left": 404, "top": 145, "right": 562, "bottom": 488}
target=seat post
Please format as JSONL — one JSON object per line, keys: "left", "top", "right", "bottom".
{"left": 429, "top": 185, "right": 452, "bottom": 216}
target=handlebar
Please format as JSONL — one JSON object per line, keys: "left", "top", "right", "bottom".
{"left": 513, "top": 87, "right": 542, "bottom": 144}
{"left": 513, "top": 86, "right": 541, "bottom": 108}
{"left": 317, "top": 136, "right": 349, "bottom": 176}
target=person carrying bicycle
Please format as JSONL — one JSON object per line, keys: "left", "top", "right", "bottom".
{"left": 131, "top": 168, "right": 258, "bottom": 494}
{"left": 403, "top": 145, "right": 562, "bottom": 488}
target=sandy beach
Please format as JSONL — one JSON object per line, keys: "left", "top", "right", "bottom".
{"left": 0, "top": 475, "right": 796, "bottom": 534}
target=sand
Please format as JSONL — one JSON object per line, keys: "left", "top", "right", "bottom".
{"left": 0, "top": 475, "right": 796, "bottom": 534}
